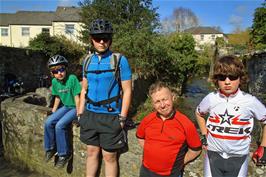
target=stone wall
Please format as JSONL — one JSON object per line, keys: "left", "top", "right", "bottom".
{"left": 1, "top": 92, "right": 266, "bottom": 177}
{"left": 0, "top": 46, "right": 49, "bottom": 92}
{"left": 247, "top": 51, "right": 266, "bottom": 101}
{"left": 0, "top": 93, "right": 143, "bottom": 177}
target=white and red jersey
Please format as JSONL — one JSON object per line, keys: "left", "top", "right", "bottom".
{"left": 196, "top": 89, "right": 266, "bottom": 158}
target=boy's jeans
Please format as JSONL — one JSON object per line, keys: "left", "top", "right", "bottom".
{"left": 44, "top": 106, "right": 76, "bottom": 156}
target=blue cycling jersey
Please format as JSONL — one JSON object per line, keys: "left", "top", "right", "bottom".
{"left": 83, "top": 50, "right": 132, "bottom": 114}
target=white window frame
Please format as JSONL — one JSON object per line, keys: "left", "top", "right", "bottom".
{"left": 65, "top": 24, "right": 75, "bottom": 34}
{"left": 22, "top": 27, "right": 30, "bottom": 36}
{"left": 1, "top": 28, "right": 8, "bottom": 36}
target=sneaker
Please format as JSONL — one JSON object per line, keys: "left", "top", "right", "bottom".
{"left": 55, "top": 154, "right": 72, "bottom": 168}
{"left": 45, "top": 149, "right": 56, "bottom": 162}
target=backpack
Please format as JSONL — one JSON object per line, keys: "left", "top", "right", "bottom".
{"left": 82, "top": 52, "right": 122, "bottom": 112}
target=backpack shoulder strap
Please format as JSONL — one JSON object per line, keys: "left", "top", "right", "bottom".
{"left": 110, "top": 52, "right": 122, "bottom": 71}
{"left": 83, "top": 53, "right": 94, "bottom": 74}
{"left": 111, "top": 53, "right": 122, "bottom": 85}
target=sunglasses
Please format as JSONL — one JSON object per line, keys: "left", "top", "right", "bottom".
{"left": 51, "top": 67, "right": 65, "bottom": 74}
{"left": 215, "top": 74, "right": 239, "bottom": 81}
{"left": 92, "top": 37, "right": 110, "bottom": 43}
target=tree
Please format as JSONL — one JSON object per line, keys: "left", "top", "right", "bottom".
{"left": 136, "top": 33, "right": 197, "bottom": 94}
{"left": 28, "top": 33, "right": 63, "bottom": 57}
{"left": 29, "top": 33, "right": 85, "bottom": 78}
{"left": 227, "top": 28, "right": 251, "bottom": 53}
{"left": 28, "top": 33, "right": 84, "bottom": 64}
{"left": 79, "top": 0, "right": 160, "bottom": 44}
{"left": 196, "top": 45, "right": 213, "bottom": 75}
{"left": 166, "top": 33, "right": 198, "bottom": 94}
{"left": 78, "top": 0, "right": 161, "bottom": 74}
{"left": 161, "top": 7, "right": 198, "bottom": 33}
{"left": 250, "top": 2, "right": 266, "bottom": 50}
{"left": 78, "top": 1, "right": 198, "bottom": 95}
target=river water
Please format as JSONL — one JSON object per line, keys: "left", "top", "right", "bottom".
{"left": 176, "top": 76, "right": 210, "bottom": 122}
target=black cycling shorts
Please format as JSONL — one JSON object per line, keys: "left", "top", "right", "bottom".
{"left": 139, "top": 165, "right": 182, "bottom": 177}
{"left": 205, "top": 150, "right": 248, "bottom": 177}
{"left": 79, "top": 110, "right": 127, "bottom": 151}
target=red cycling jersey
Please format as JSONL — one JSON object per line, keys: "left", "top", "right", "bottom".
{"left": 136, "top": 111, "right": 201, "bottom": 176}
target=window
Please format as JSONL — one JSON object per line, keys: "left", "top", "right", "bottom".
{"left": 211, "top": 34, "right": 215, "bottom": 40}
{"left": 42, "top": 28, "right": 50, "bottom": 34}
{"left": 65, "top": 24, "right": 74, "bottom": 34}
{"left": 22, "top": 27, "right": 30, "bottom": 36}
{"left": 200, "top": 34, "right": 204, "bottom": 40}
{"left": 1, "top": 28, "right": 8, "bottom": 36}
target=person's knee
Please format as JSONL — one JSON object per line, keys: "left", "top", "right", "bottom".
{"left": 103, "top": 153, "right": 117, "bottom": 163}
{"left": 86, "top": 147, "right": 100, "bottom": 159}
{"left": 44, "top": 119, "right": 53, "bottom": 128}
{"left": 55, "top": 122, "right": 66, "bottom": 130}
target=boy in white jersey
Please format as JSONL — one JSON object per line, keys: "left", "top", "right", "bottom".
{"left": 195, "top": 56, "right": 266, "bottom": 177}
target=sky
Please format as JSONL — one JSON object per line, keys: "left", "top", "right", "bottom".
{"left": 0, "top": 0, "right": 264, "bottom": 33}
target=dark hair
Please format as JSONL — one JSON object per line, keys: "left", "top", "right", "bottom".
{"left": 212, "top": 55, "right": 248, "bottom": 88}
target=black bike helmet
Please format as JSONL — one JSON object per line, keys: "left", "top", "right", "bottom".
{"left": 47, "top": 55, "right": 68, "bottom": 68}
{"left": 89, "top": 19, "right": 113, "bottom": 35}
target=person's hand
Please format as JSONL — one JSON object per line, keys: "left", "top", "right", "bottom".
{"left": 252, "top": 146, "right": 266, "bottom": 166}
{"left": 201, "top": 134, "right": 208, "bottom": 150}
{"left": 47, "top": 110, "right": 53, "bottom": 116}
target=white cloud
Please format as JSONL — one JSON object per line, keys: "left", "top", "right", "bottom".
{"left": 229, "top": 14, "right": 243, "bottom": 27}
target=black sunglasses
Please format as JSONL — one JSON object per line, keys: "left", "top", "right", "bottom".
{"left": 215, "top": 74, "right": 239, "bottom": 81}
{"left": 92, "top": 37, "right": 110, "bottom": 43}
{"left": 51, "top": 67, "right": 65, "bottom": 74}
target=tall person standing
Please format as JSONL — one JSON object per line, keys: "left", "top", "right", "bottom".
{"left": 78, "top": 19, "right": 132, "bottom": 177}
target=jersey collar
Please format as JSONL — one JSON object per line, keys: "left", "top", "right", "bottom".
{"left": 218, "top": 88, "right": 239, "bottom": 98}
{"left": 95, "top": 50, "right": 112, "bottom": 58}
{"left": 156, "top": 110, "right": 176, "bottom": 121}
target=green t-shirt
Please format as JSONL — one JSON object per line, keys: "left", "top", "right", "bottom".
{"left": 52, "top": 74, "right": 81, "bottom": 108}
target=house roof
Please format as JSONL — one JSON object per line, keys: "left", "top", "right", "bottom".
{"left": 0, "top": 6, "right": 81, "bottom": 26}
{"left": 54, "top": 6, "right": 81, "bottom": 22}
{"left": 0, "top": 13, "right": 15, "bottom": 26}
{"left": 184, "top": 27, "right": 223, "bottom": 34}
